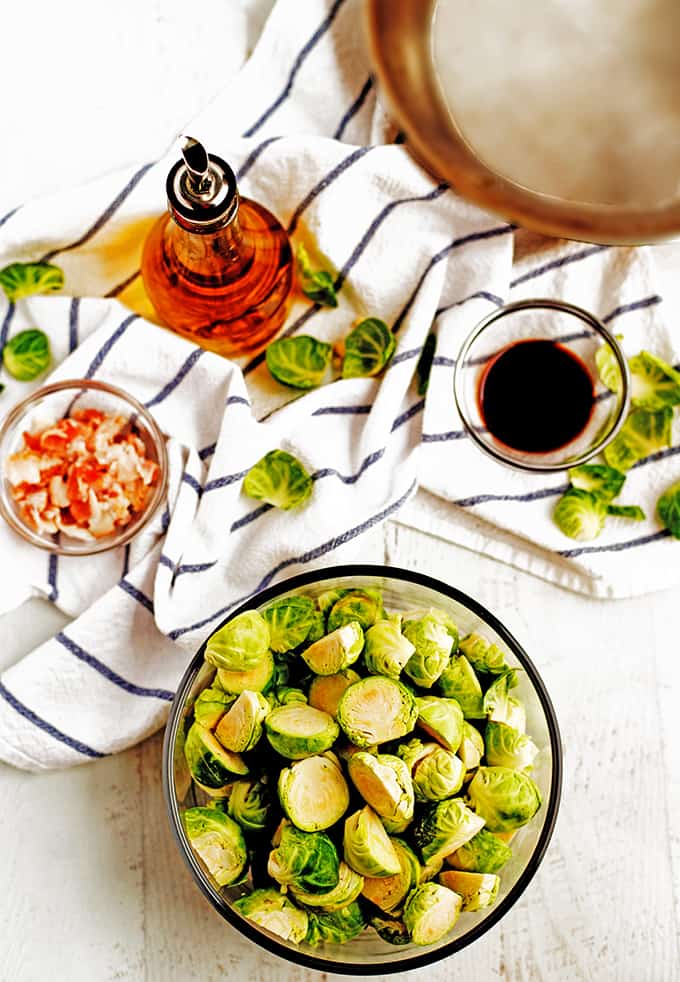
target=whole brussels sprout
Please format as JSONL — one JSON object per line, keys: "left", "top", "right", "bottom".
{"left": 305, "top": 900, "right": 366, "bottom": 946}
{"left": 458, "top": 633, "right": 508, "bottom": 675}
{"left": 412, "top": 746, "right": 465, "bottom": 802}
{"left": 457, "top": 721, "right": 485, "bottom": 771}
{"left": 337, "top": 676, "right": 417, "bottom": 748}
{"left": 265, "top": 704, "right": 339, "bottom": 759}
{"left": 446, "top": 828, "right": 512, "bottom": 875}
{"left": 262, "top": 595, "right": 318, "bottom": 653}
{"left": 227, "top": 778, "right": 272, "bottom": 832}
{"left": 347, "top": 752, "right": 414, "bottom": 830}
{"left": 361, "top": 838, "right": 421, "bottom": 915}
{"left": 184, "top": 722, "right": 249, "bottom": 789}
{"left": 301, "top": 622, "right": 364, "bottom": 675}
{"left": 415, "top": 695, "right": 464, "bottom": 753}
{"left": 215, "top": 690, "right": 269, "bottom": 753}
{"left": 343, "top": 805, "right": 402, "bottom": 877}
{"left": 183, "top": 807, "right": 247, "bottom": 887}
{"left": 485, "top": 721, "right": 539, "bottom": 771}
{"left": 193, "top": 687, "right": 235, "bottom": 730}
{"left": 317, "top": 588, "right": 350, "bottom": 617}
{"left": 363, "top": 620, "right": 415, "bottom": 678}
{"left": 468, "top": 766, "right": 542, "bottom": 832}
{"left": 437, "top": 655, "right": 484, "bottom": 718}
{"left": 234, "top": 888, "right": 308, "bottom": 943}
{"left": 268, "top": 822, "right": 340, "bottom": 893}
{"left": 216, "top": 649, "right": 275, "bottom": 694}
{"left": 439, "top": 869, "right": 500, "bottom": 911}
{"left": 402, "top": 613, "right": 454, "bottom": 688}
{"left": 205, "top": 610, "right": 270, "bottom": 672}
{"left": 308, "top": 669, "right": 361, "bottom": 718}
{"left": 369, "top": 913, "right": 411, "bottom": 946}
{"left": 327, "top": 589, "right": 385, "bottom": 632}
{"left": 402, "top": 882, "right": 462, "bottom": 946}
{"left": 278, "top": 754, "right": 350, "bottom": 831}
{"left": 290, "top": 861, "right": 364, "bottom": 911}
{"left": 413, "top": 798, "right": 485, "bottom": 865}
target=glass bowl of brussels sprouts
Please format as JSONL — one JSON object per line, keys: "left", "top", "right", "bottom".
{"left": 163, "top": 565, "right": 562, "bottom": 974}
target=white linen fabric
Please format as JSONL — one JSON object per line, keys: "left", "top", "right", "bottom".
{"left": 0, "top": 0, "right": 677, "bottom": 770}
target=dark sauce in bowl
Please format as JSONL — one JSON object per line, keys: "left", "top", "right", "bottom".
{"left": 478, "top": 339, "right": 594, "bottom": 453}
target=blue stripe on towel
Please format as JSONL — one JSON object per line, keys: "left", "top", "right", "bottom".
{"left": 0, "top": 205, "right": 20, "bottom": 230}
{"left": 68, "top": 298, "right": 80, "bottom": 352}
{"left": 0, "top": 302, "right": 15, "bottom": 349}
{"left": 510, "top": 244, "right": 609, "bottom": 289}
{"left": 118, "top": 579, "right": 154, "bottom": 613}
{"left": 333, "top": 77, "right": 373, "bottom": 140}
{"left": 287, "top": 145, "right": 372, "bottom": 236}
{"left": 105, "top": 269, "right": 141, "bottom": 299}
{"left": 602, "top": 294, "right": 662, "bottom": 323}
{"left": 55, "top": 632, "right": 172, "bottom": 700}
{"left": 0, "top": 679, "right": 106, "bottom": 759}
{"left": 559, "top": 528, "right": 672, "bottom": 559}
{"left": 181, "top": 473, "right": 204, "bottom": 497}
{"left": 312, "top": 404, "right": 372, "bottom": 417}
{"left": 237, "top": 136, "right": 283, "bottom": 181}
{"left": 47, "top": 554, "right": 58, "bottom": 602}
{"left": 145, "top": 348, "right": 204, "bottom": 408}
{"left": 85, "top": 313, "right": 138, "bottom": 378}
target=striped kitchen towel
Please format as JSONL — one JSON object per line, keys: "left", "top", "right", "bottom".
{"left": 0, "top": 0, "right": 677, "bottom": 769}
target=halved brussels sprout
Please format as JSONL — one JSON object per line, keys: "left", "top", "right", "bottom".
{"left": 342, "top": 318, "right": 396, "bottom": 378}
{"left": 290, "top": 861, "right": 364, "bottom": 910}
{"left": 268, "top": 822, "right": 340, "bottom": 893}
{"left": 184, "top": 722, "right": 249, "bottom": 788}
{"left": 412, "top": 746, "right": 465, "bottom": 802}
{"left": 485, "top": 721, "right": 539, "bottom": 771}
{"left": 437, "top": 655, "right": 484, "bottom": 718}
{"left": 402, "top": 882, "right": 462, "bottom": 946}
{"left": 396, "top": 736, "right": 438, "bottom": 774}
{"left": 468, "top": 766, "right": 542, "bottom": 832}
{"left": 336, "top": 739, "right": 378, "bottom": 762}
{"left": 327, "top": 589, "right": 385, "bottom": 632}
{"left": 234, "top": 888, "right": 308, "bottom": 944}
{"left": 266, "top": 335, "right": 333, "bottom": 389}
{"left": 446, "top": 827, "right": 512, "bottom": 875}
{"left": 215, "top": 690, "right": 269, "bottom": 752}
{"left": 193, "top": 778, "right": 234, "bottom": 799}
{"left": 308, "top": 669, "right": 361, "bottom": 718}
{"left": 243, "top": 449, "right": 313, "bottom": 510}
{"left": 458, "top": 633, "right": 508, "bottom": 676}
{"left": 419, "top": 855, "right": 444, "bottom": 883}
{"left": 363, "top": 620, "right": 415, "bottom": 678}
{"left": 343, "top": 806, "right": 402, "bottom": 877}
{"left": 415, "top": 695, "right": 464, "bottom": 752}
{"left": 317, "top": 588, "right": 350, "bottom": 617}
{"left": 369, "top": 913, "right": 411, "bottom": 945}
{"left": 347, "top": 752, "right": 414, "bottom": 829}
{"left": 301, "top": 622, "right": 364, "bottom": 675}
{"left": 205, "top": 610, "right": 270, "bottom": 672}
{"left": 262, "top": 595, "right": 318, "bottom": 653}
{"left": 402, "top": 613, "right": 454, "bottom": 688}
{"left": 273, "top": 686, "right": 308, "bottom": 707}
{"left": 413, "top": 798, "right": 485, "bottom": 865}
{"left": 483, "top": 671, "right": 526, "bottom": 731}
{"left": 361, "top": 838, "right": 421, "bottom": 915}
{"left": 265, "top": 704, "right": 339, "bottom": 759}
{"left": 193, "top": 687, "right": 235, "bottom": 730}
{"left": 438, "top": 869, "right": 500, "bottom": 911}
{"left": 278, "top": 754, "right": 350, "bottom": 831}
{"left": 306, "top": 610, "right": 326, "bottom": 644}
{"left": 457, "top": 721, "right": 485, "bottom": 771}
{"left": 216, "top": 649, "right": 275, "bottom": 694}
{"left": 183, "top": 807, "right": 247, "bottom": 887}
{"left": 305, "top": 900, "right": 366, "bottom": 946}
{"left": 337, "top": 676, "right": 417, "bottom": 748}
{"left": 227, "top": 778, "right": 272, "bottom": 832}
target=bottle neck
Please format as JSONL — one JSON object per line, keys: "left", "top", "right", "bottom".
{"left": 165, "top": 203, "right": 254, "bottom": 284}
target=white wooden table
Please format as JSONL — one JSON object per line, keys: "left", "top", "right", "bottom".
{"left": 1, "top": 3, "right": 679, "bottom": 980}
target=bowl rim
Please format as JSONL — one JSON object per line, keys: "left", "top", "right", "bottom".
{"left": 162, "top": 563, "right": 563, "bottom": 975}
{"left": 452, "top": 297, "right": 632, "bottom": 473}
{"left": 0, "top": 377, "right": 169, "bottom": 555}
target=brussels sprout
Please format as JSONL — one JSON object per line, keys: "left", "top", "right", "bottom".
{"left": 457, "top": 721, "right": 485, "bottom": 771}
{"left": 0, "top": 261, "right": 64, "bottom": 301}
{"left": 336, "top": 739, "right": 378, "bottom": 762}
{"left": 369, "top": 913, "right": 411, "bottom": 945}
{"left": 553, "top": 488, "right": 607, "bottom": 541}
{"left": 628, "top": 350, "right": 680, "bottom": 410}
{"left": 268, "top": 822, "right": 340, "bottom": 893}
{"left": 468, "top": 766, "right": 542, "bottom": 832}
{"left": 225, "top": 778, "right": 272, "bottom": 832}
{"left": 342, "top": 318, "right": 396, "bottom": 378}
{"left": 337, "top": 676, "right": 418, "bottom": 748}
{"left": 184, "top": 722, "right": 249, "bottom": 788}
{"left": 327, "top": 589, "right": 385, "bottom": 632}
{"left": 412, "top": 746, "right": 465, "bottom": 802}
{"left": 402, "top": 613, "right": 454, "bottom": 688}
{"left": 416, "top": 331, "right": 437, "bottom": 396}
{"left": 193, "top": 687, "right": 235, "bottom": 730}
{"left": 416, "top": 695, "right": 464, "bottom": 752}
{"left": 485, "top": 721, "right": 539, "bottom": 771}
{"left": 396, "top": 736, "right": 437, "bottom": 774}
{"left": 2, "top": 329, "right": 51, "bottom": 381}
{"left": 274, "top": 686, "right": 308, "bottom": 706}
{"left": 595, "top": 336, "right": 623, "bottom": 394}
{"left": 193, "top": 778, "right": 234, "bottom": 799}
{"left": 301, "top": 622, "right": 364, "bottom": 675}
{"left": 215, "top": 690, "right": 269, "bottom": 752}
{"left": 308, "top": 669, "right": 361, "bottom": 718}
{"left": 657, "top": 479, "right": 680, "bottom": 539}
{"left": 438, "top": 870, "right": 500, "bottom": 911}
{"left": 278, "top": 754, "right": 350, "bottom": 831}
{"left": 567, "top": 464, "right": 626, "bottom": 503}
{"left": 265, "top": 704, "right": 339, "bottom": 759}
{"left": 296, "top": 243, "right": 338, "bottom": 307}
{"left": 216, "top": 649, "right": 275, "bottom": 694}
{"left": 266, "top": 335, "right": 333, "bottom": 389}
{"left": 363, "top": 620, "right": 415, "bottom": 678}
{"left": 306, "top": 610, "right": 326, "bottom": 644}
{"left": 437, "top": 656, "right": 484, "bottom": 718}
{"left": 402, "top": 882, "right": 462, "bottom": 946}
{"left": 362, "top": 838, "right": 421, "bottom": 915}
{"left": 243, "top": 449, "right": 313, "bottom": 510}
{"left": 458, "top": 634, "right": 508, "bottom": 676}
{"left": 483, "top": 671, "right": 524, "bottom": 730}
{"left": 205, "top": 611, "right": 270, "bottom": 672}
{"left": 305, "top": 900, "right": 366, "bottom": 946}
{"left": 446, "top": 828, "right": 512, "bottom": 874}
{"left": 290, "top": 861, "right": 364, "bottom": 910}
{"left": 261, "top": 595, "right": 318, "bottom": 653}
{"left": 234, "top": 888, "right": 308, "bottom": 943}
{"left": 603, "top": 407, "right": 673, "bottom": 472}
{"left": 413, "top": 798, "right": 485, "bottom": 865}
{"left": 183, "top": 807, "right": 247, "bottom": 887}
{"left": 347, "top": 752, "right": 414, "bottom": 829}
{"left": 317, "top": 588, "right": 350, "bottom": 617}
{"left": 343, "top": 806, "right": 402, "bottom": 877}
{"left": 419, "top": 856, "right": 444, "bottom": 883}
{"left": 606, "top": 504, "right": 646, "bottom": 521}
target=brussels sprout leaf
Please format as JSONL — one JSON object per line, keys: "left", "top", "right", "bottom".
{"left": 342, "top": 318, "right": 396, "bottom": 379}
{"left": 296, "top": 244, "right": 338, "bottom": 307}
{"left": 606, "top": 504, "right": 645, "bottom": 521}
{"left": 0, "top": 261, "right": 64, "bottom": 302}
{"left": 595, "top": 335, "right": 623, "bottom": 393}
{"left": 628, "top": 351, "right": 680, "bottom": 411}
{"left": 657, "top": 479, "right": 680, "bottom": 539}
{"left": 266, "top": 335, "right": 332, "bottom": 389}
{"left": 553, "top": 488, "right": 607, "bottom": 541}
{"left": 2, "top": 328, "right": 51, "bottom": 381}
{"left": 603, "top": 407, "right": 673, "bottom": 472}
{"left": 567, "top": 464, "right": 625, "bottom": 502}
{"left": 243, "top": 449, "right": 313, "bottom": 510}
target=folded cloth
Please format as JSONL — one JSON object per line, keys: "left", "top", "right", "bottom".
{"left": 0, "top": 0, "right": 677, "bottom": 770}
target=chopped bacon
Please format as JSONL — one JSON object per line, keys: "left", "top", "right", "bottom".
{"left": 6, "top": 411, "right": 160, "bottom": 542}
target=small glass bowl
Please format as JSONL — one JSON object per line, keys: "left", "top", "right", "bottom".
{"left": 163, "top": 565, "right": 562, "bottom": 975}
{"left": 453, "top": 298, "right": 631, "bottom": 472}
{"left": 0, "top": 378, "right": 168, "bottom": 555}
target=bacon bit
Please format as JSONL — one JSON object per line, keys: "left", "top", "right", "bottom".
{"left": 7, "top": 411, "right": 160, "bottom": 541}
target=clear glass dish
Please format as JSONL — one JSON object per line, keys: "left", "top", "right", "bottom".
{"left": 162, "top": 565, "right": 562, "bottom": 975}
{"left": 0, "top": 378, "right": 168, "bottom": 555}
